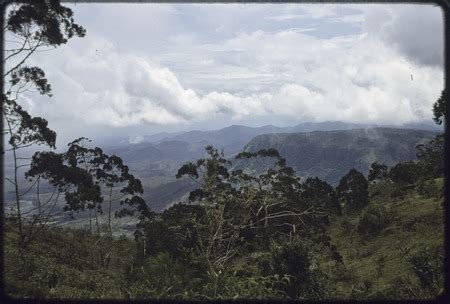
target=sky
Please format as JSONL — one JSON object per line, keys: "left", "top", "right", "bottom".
{"left": 9, "top": 3, "right": 445, "bottom": 147}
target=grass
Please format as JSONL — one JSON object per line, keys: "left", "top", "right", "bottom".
{"left": 327, "top": 178, "right": 444, "bottom": 299}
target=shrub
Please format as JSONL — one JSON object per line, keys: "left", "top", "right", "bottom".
{"left": 368, "top": 162, "right": 388, "bottom": 183}
{"left": 417, "top": 179, "right": 441, "bottom": 198}
{"left": 357, "top": 205, "right": 391, "bottom": 237}
{"left": 409, "top": 247, "right": 443, "bottom": 294}
{"left": 389, "top": 161, "right": 421, "bottom": 185}
{"left": 336, "top": 169, "right": 369, "bottom": 213}
{"left": 271, "top": 241, "right": 311, "bottom": 298}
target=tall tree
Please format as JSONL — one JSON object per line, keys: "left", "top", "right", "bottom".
{"left": 65, "top": 138, "right": 150, "bottom": 236}
{"left": 26, "top": 138, "right": 150, "bottom": 267}
{"left": 336, "top": 169, "right": 369, "bottom": 213}
{"left": 24, "top": 150, "right": 102, "bottom": 249}
{"left": 2, "top": 1, "right": 85, "bottom": 247}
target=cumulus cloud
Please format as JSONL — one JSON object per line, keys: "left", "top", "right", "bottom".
{"left": 17, "top": 3, "right": 443, "bottom": 145}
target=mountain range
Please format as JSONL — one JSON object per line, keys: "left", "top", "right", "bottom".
{"left": 3, "top": 121, "right": 441, "bottom": 213}
{"left": 236, "top": 128, "right": 437, "bottom": 185}
{"left": 104, "top": 123, "right": 439, "bottom": 211}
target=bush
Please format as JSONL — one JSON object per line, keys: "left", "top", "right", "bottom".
{"left": 201, "top": 270, "right": 290, "bottom": 300}
{"left": 390, "top": 185, "right": 408, "bottom": 199}
{"left": 368, "top": 162, "right": 388, "bottom": 183}
{"left": 369, "top": 181, "right": 394, "bottom": 200}
{"left": 357, "top": 205, "right": 391, "bottom": 237}
{"left": 389, "top": 161, "right": 421, "bottom": 185}
{"left": 417, "top": 179, "right": 441, "bottom": 198}
{"left": 336, "top": 169, "right": 369, "bottom": 213}
{"left": 271, "top": 240, "right": 324, "bottom": 299}
{"left": 409, "top": 247, "right": 443, "bottom": 293}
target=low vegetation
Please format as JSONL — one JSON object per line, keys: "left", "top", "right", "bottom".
{"left": 4, "top": 137, "right": 445, "bottom": 300}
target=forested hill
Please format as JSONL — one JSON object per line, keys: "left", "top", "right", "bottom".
{"left": 239, "top": 128, "right": 439, "bottom": 185}
{"left": 4, "top": 127, "right": 439, "bottom": 214}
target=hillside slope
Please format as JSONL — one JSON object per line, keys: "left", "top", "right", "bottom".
{"left": 239, "top": 128, "right": 438, "bottom": 185}
{"left": 325, "top": 178, "right": 444, "bottom": 299}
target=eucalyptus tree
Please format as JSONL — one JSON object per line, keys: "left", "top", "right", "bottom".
{"left": 65, "top": 137, "right": 150, "bottom": 237}
{"left": 172, "top": 146, "right": 328, "bottom": 281}
{"left": 23, "top": 149, "right": 101, "bottom": 249}
{"left": 234, "top": 149, "right": 330, "bottom": 239}
{"left": 26, "top": 137, "right": 150, "bottom": 266}
{"left": 2, "top": 1, "right": 85, "bottom": 245}
{"left": 175, "top": 145, "right": 239, "bottom": 277}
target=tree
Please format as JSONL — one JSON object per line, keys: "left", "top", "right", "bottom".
{"left": 416, "top": 135, "right": 444, "bottom": 179}
{"left": 4, "top": 1, "right": 85, "bottom": 77}
{"left": 357, "top": 205, "right": 391, "bottom": 237}
{"left": 368, "top": 162, "right": 389, "bottom": 183}
{"left": 336, "top": 169, "right": 369, "bottom": 213}
{"left": 234, "top": 149, "right": 328, "bottom": 239}
{"left": 2, "top": 95, "right": 57, "bottom": 246}
{"left": 24, "top": 150, "right": 102, "bottom": 249}
{"left": 271, "top": 240, "right": 311, "bottom": 298}
{"left": 26, "top": 138, "right": 150, "bottom": 267}
{"left": 388, "top": 161, "right": 421, "bottom": 185}
{"left": 299, "top": 177, "right": 341, "bottom": 216}
{"left": 175, "top": 145, "right": 241, "bottom": 278}
{"left": 170, "top": 145, "right": 329, "bottom": 291}
{"left": 432, "top": 89, "right": 447, "bottom": 125}
{"left": 65, "top": 138, "right": 150, "bottom": 236}
{"left": 2, "top": 0, "right": 85, "bottom": 248}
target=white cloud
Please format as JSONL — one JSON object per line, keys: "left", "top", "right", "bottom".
{"left": 129, "top": 135, "right": 144, "bottom": 144}
{"left": 16, "top": 3, "right": 443, "bottom": 144}
{"left": 359, "top": 4, "right": 444, "bottom": 67}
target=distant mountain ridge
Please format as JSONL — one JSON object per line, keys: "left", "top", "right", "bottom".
{"left": 121, "top": 121, "right": 441, "bottom": 156}
{"left": 99, "top": 120, "right": 441, "bottom": 148}
{"left": 104, "top": 126, "right": 439, "bottom": 211}
{"left": 238, "top": 128, "right": 438, "bottom": 186}
{"left": 5, "top": 122, "right": 441, "bottom": 214}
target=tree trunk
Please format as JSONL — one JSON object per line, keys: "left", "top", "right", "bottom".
{"left": 12, "top": 145, "right": 23, "bottom": 247}
{"left": 108, "top": 185, "right": 113, "bottom": 237}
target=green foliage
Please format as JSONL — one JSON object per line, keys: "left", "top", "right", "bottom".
{"left": 389, "top": 161, "right": 421, "bottom": 185}
{"left": 3, "top": 97, "right": 57, "bottom": 149}
{"left": 126, "top": 252, "right": 205, "bottom": 299}
{"left": 416, "top": 134, "right": 444, "bottom": 179}
{"left": 9, "top": 66, "right": 52, "bottom": 96}
{"left": 336, "top": 169, "right": 369, "bottom": 213}
{"left": 271, "top": 240, "right": 311, "bottom": 298}
{"left": 417, "top": 179, "right": 441, "bottom": 198}
{"left": 432, "top": 88, "right": 447, "bottom": 125}
{"left": 327, "top": 173, "right": 444, "bottom": 300}
{"left": 368, "top": 180, "right": 394, "bottom": 200}
{"left": 368, "top": 162, "right": 388, "bottom": 183}
{"left": 357, "top": 205, "right": 391, "bottom": 237}
{"left": 408, "top": 246, "right": 444, "bottom": 295}
{"left": 4, "top": 225, "right": 126, "bottom": 299}
{"left": 6, "top": 1, "right": 86, "bottom": 47}
{"left": 300, "top": 177, "right": 341, "bottom": 215}
{"left": 199, "top": 268, "right": 290, "bottom": 300}
{"left": 5, "top": 172, "right": 444, "bottom": 300}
